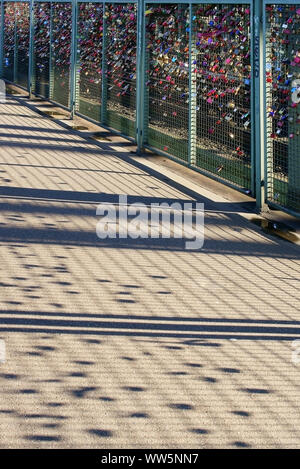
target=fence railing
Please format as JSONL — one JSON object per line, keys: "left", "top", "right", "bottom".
{"left": 0, "top": 0, "right": 299, "bottom": 218}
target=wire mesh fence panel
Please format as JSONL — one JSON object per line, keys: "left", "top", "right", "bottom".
{"left": 51, "top": 2, "right": 72, "bottom": 108}
{"left": 194, "top": 4, "right": 251, "bottom": 190}
{"left": 144, "top": 4, "right": 190, "bottom": 162}
{"left": 265, "top": 4, "right": 300, "bottom": 213}
{"left": 76, "top": 2, "right": 103, "bottom": 122}
{"left": 0, "top": 0, "right": 298, "bottom": 214}
{"left": 15, "top": 1, "right": 30, "bottom": 89}
{"left": 3, "top": 2, "right": 15, "bottom": 82}
{"left": 105, "top": 2, "right": 137, "bottom": 138}
{"left": 33, "top": 2, "right": 51, "bottom": 98}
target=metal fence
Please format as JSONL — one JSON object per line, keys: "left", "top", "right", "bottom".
{"left": 144, "top": 4, "right": 190, "bottom": 162}
{"left": 76, "top": 2, "right": 103, "bottom": 121}
{"left": 0, "top": 0, "right": 299, "bottom": 218}
{"left": 264, "top": 2, "right": 300, "bottom": 214}
{"left": 2, "top": 1, "right": 30, "bottom": 85}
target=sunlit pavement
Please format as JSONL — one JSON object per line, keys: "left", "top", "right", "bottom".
{"left": 0, "top": 97, "right": 300, "bottom": 448}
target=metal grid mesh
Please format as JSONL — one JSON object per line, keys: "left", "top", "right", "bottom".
{"left": 265, "top": 4, "right": 300, "bottom": 212}
{"left": 77, "top": 2, "right": 103, "bottom": 121}
{"left": 51, "top": 2, "right": 72, "bottom": 108}
{"left": 145, "top": 3, "right": 190, "bottom": 161}
{"left": 105, "top": 2, "right": 137, "bottom": 138}
{"left": 3, "top": 2, "right": 15, "bottom": 82}
{"left": 15, "top": 2, "right": 30, "bottom": 89}
{"left": 194, "top": 4, "right": 251, "bottom": 189}
{"left": 33, "top": 2, "right": 51, "bottom": 99}
{"left": 1, "top": 0, "right": 299, "bottom": 216}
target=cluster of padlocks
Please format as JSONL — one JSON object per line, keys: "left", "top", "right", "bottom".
{"left": 1, "top": 1, "right": 299, "bottom": 215}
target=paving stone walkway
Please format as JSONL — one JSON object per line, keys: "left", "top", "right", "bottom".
{"left": 0, "top": 97, "right": 299, "bottom": 448}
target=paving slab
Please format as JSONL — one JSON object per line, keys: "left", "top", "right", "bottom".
{"left": 0, "top": 97, "right": 299, "bottom": 449}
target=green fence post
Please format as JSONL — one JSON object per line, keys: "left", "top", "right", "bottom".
{"left": 253, "top": 0, "right": 265, "bottom": 212}
{"left": 188, "top": 2, "right": 196, "bottom": 166}
{"left": 70, "top": 0, "right": 78, "bottom": 118}
{"left": 74, "top": 0, "right": 80, "bottom": 117}
{"left": 143, "top": 0, "right": 149, "bottom": 148}
{"left": 49, "top": 2, "right": 54, "bottom": 100}
{"left": 28, "top": 0, "right": 34, "bottom": 97}
{"left": 136, "top": 0, "right": 145, "bottom": 154}
{"left": 101, "top": 1, "right": 107, "bottom": 124}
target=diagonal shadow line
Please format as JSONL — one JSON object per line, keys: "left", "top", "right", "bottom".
{"left": 0, "top": 162, "right": 149, "bottom": 176}
{"left": 0, "top": 132, "right": 100, "bottom": 144}
{"left": 0, "top": 100, "right": 25, "bottom": 106}
{"left": 0, "top": 187, "right": 194, "bottom": 205}
{"left": 0, "top": 113, "right": 45, "bottom": 118}
{"left": 1, "top": 131, "right": 133, "bottom": 146}
{"left": 0, "top": 200, "right": 234, "bottom": 225}
{"left": 0, "top": 315, "right": 299, "bottom": 341}
{"left": 1, "top": 310, "right": 300, "bottom": 326}
{"left": 0, "top": 141, "right": 104, "bottom": 154}
{"left": 0, "top": 186, "right": 256, "bottom": 219}
{"left": 0, "top": 226, "right": 195, "bottom": 251}
{"left": 0, "top": 125, "right": 71, "bottom": 134}
{"left": 0, "top": 225, "right": 298, "bottom": 257}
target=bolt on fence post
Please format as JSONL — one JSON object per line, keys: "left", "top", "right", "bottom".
{"left": 253, "top": 0, "right": 265, "bottom": 212}
{"left": 188, "top": 2, "right": 197, "bottom": 166}
{"left": 101, "top": 2, "right": 107, "bottom": 124}
{"left": 28, "top": 0, "right": 34, "bottom": 97}
{"left": 69, "top": 0, "right": 77, "bottom": 118}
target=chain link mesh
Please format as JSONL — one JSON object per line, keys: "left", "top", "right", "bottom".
{"left": 145, "top": 4, "right": 190, "bottom": 161}
{"left": 3, "top": 1, "right": 15, "bottom": 82}
{"left": 194, "top": 4, "right": 251, "bottom": 190}
{"left": 33, "top": 2, "right": 51, "bottom": 98}
{"left": 51, "top": 2, "right": 72, "bottom": 108}
{"left": 77, "top": 2, "right": 103, "bottom": 121}
{"left": 1, "top": 1, "right": 300, "bottom": 216}
{"left": 105, "top": 3, "right": 137, "bottom": 138}
{"left": 15, "top": 2, "right": 30, "bottom": 88}
{"left": 266, "top": 4, "right": 300, "bottom": 213}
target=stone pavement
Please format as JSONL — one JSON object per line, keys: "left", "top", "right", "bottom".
{"left": 0, "top": 96, "right": 299, "bottom": 449}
